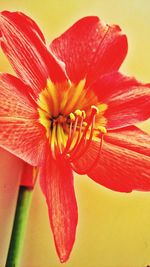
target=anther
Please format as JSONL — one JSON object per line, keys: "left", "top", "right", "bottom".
{"left": 98, "top": 126, "right": 107, "bottom": 134}
{"left": 74, "top": 109, "right": 82, "bottom": 117}
{"left": 69, "top": 112, "right": 75, "bottom": 121}
{"left": 83, "top": 121, "right": 87, "bottom": 126}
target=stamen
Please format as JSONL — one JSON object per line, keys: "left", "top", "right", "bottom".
{"left": 74, "top": 109, "right": 82, "bottom": 117}
{"left": 69, "top": 107, "right": 97, "bottom": 160}
{"left": 83, "top": 121, "right": 87, "bottom": 127}
{"left": 71, "top": 134, "right": 104, "bottom": 175}
{"left": 82, "top": 110, "right": 86, "bottom": 119}
{"left": 48, "top": 104, "right": 107, "bottom": 163}
{"left": 61, "top": 115, "right": 79, "bottom": 156}
{"left": 62, "top": 109, "right": 86, "bottom": 157}
{"left": 59, "top": 111, "right": 76, "bottom": 156}
{"left": 61, "top": 121, "right": 73, "bottom": 156}
{"left": 86, "top": 134, "right": 104, "bottom": 173}
{"left": 68, "top": 111, "right": 85, "bottom": 154}
{"left": 69, "top": 112, "right": 75, "bottom": 121}
{"left": 98, "top": 126, "right": 107, "bottom": 134}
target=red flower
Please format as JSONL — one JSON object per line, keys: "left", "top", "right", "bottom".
{"left": 0, "top": 11, "right": 150, "bottom": 262}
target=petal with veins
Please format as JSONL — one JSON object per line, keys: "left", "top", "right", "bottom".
{"left": 51, "top": 16, "right": 127, "bottom": 85}
{"left": 40, "top": 152, "right": 78, "bottom": 262}
{"left": 72, "top": 126, "right": 150, "bottom": 192}
{"left": 0, "top": 73, "right": 46, "bottom": 165}
{"left": 0, "top": 11, "right": 67, "bottom": 99}
{"left": 91, "top": 72, "right": 150, "bottom": 129}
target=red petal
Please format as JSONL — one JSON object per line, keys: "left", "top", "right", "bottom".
{"left": 104, "top": 126, "right": 150, "bottom": 157}
{"left": 50, "top": 16, "right": 127, "bottom": 85}
{"left": 72, "top": 126, "right": 150, "bottom": 192}
{"left": 0, "top": 73, "right": 46, "bottom": 165}
{"left": 40, "top": 152, "right": 78, "bottom": 262}
{"left": 92, "top": 72, "right": 150, "bottom": 128}
{"left": 0, "top": 11, "right": 67, "bottom": 98}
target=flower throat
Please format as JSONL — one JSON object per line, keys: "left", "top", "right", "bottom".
{"left": 38, "top": 80, "right": 107, "bottom": 161}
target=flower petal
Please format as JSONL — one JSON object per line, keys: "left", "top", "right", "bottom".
{"left": 104, "top": 126, "right": 150, "bottom": 157}
{"left": 72, "top": 126, "right": 150, "bottom": 192}
{"left": 0, "top": 73, "right": 46, "bottom": 165}
{"left": 50, "top": 16, "right": 127, "bottom": 85}
{"left": 0, "top": 11, "right": 67, "bottom": 98}
{"left": 40, "top": 152, "right": 78, "bottom": 262}
{"left": 92, "top": 72, "right": 150, "bottom": 128}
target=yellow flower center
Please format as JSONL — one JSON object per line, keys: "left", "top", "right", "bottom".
{"left": 38, "top": 79, "right": 107, "bottom": 159}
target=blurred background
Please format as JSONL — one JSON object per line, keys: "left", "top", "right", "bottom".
{"left": 0, "top": 0, "right": 150, "bottom": 266}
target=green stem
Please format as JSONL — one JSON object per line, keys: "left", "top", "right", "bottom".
{"left": 6, "top": 186, "right": 33, "bottom": 267}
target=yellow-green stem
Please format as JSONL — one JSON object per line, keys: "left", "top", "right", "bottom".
{"left": 6, "top": 186, "right": 33, "bottom": 267}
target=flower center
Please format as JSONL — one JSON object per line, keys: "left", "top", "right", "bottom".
{"left": 38, "top": 80, "right": 107, "bottom": 160}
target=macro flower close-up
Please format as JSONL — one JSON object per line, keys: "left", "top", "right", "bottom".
{"left": 0, "top": 10, "right": 150, "bottom": 265}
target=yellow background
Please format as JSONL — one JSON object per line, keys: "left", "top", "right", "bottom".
{"left": 0, "top": 0, "right": 150, "bottom": 266}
